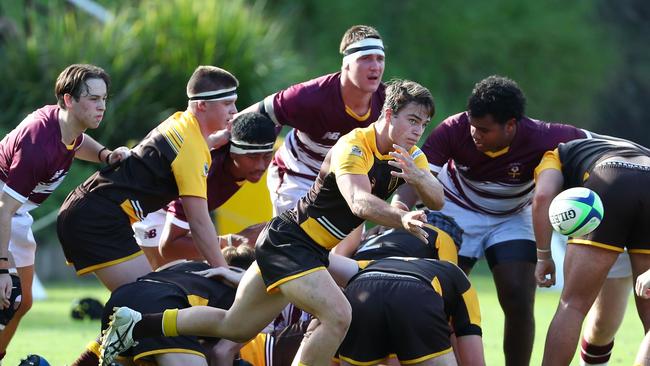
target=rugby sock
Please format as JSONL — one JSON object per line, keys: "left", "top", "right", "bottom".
{"left": 580, "top": 337, "right": 614, "bottom": 366}
{"left": 132, "top": 312, "right": 165, "bottom": 339}
{"left": 70, "top": 340, "right": 99, "bottom": 366}
{"left": 161, "top": 308, "right": 179, "bottom": 336}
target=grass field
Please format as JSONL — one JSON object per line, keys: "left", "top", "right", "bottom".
{"left": 3, "top": 264, "right": 644, "bottom": 365}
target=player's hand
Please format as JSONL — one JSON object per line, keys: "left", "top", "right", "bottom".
{"left": 194, "top": 267, "right": 244, "bottom": 288}
{"left": 636, "top": 269, "right": 650, "bottom": 299}
{"left": 388, "top": 144, "right": 426, "bottom": 185}
{"left": 0, "top": 273, "right": 12, "bottom": 309}
{"left": 535, "top": 259, "right": 556, "bottom": 287}
{"left": 208, "top": 129, "right": 231, "bottom": 149}
{"left": 107, "top": 146, "right": 131, "bottom": 164}
{"left": 400, "top": 210, "right": 428, "bottom": 243}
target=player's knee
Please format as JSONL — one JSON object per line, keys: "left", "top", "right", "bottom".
{"left": 558, "top": 297, "right": 592, "bottom": 316}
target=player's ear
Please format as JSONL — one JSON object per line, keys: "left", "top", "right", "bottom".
{"left": 385, "top": 109, "right": 393, "bottom": 124}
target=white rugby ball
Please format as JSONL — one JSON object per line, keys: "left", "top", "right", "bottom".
{"left": 548, "top": 187, "right": 604, "bottom": 237}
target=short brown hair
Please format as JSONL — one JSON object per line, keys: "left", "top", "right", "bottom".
{"left": 186, "top": 66, "right": 239, "bottom": 97}
{"left": 54, "top": 64, "right": 110, "bottom": 109}
{"left": 222, "top": 245, "right": 255, "bottom": 270}
{"left": 339, "top": 25, "right": 382, "bottom": 54}
{"left": 383, "top": 79, "right": 435, "bottom": 119}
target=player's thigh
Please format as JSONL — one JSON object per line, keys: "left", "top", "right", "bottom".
{"left": 94, "top": 254, "right": 152, "bottom": 291}
{"left": 562, "top": 244, "right": 619, "bottom": 311}
{"left": 155, "top": 352, "right": 208, "bottom": 366}
{"left": 279, "top": 269, "right": 350, "bottom": 325}
{"left": 222, "top": 262, "right": 290, "bottom": 333}
{"left": 409, "top": 351, "right": 458, "bottom": 366}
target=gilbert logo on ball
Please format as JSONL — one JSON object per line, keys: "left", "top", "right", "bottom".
{"left": 548, "top": 187, "right": 604, "bottom": 237}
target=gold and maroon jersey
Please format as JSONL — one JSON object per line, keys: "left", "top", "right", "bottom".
{"left": 535, "top": 134, "right": 650, "bottom": 188}
{"left": 78, "top": 111, "right": 210, "bottom": 224}
{"left": 294, "top": 125, "right": 428, "bottom": 249}
{"left": 422, "top": 111, "right": 588, "bottom": 215}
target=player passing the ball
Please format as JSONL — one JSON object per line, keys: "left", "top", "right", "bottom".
{"left": 532, "top": 135, "right": 650, "bottom": 365}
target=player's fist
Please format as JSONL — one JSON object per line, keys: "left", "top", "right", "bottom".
{"left": 636, "top": 269, "right": 650, "bottom": 299}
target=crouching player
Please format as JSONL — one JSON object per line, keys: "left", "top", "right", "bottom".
{"left": 339, "top": 257, "right": 484, "bottom": 366}
{"left": 96, "top": 246, "right": 255, "bottom": 366}
{"left": 353, "top": 210, "right": 461, "bottom": 263}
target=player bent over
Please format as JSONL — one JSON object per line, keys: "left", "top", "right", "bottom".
{"left": 339, "top": 257, "right": 484, "bottom": 366}
{"left": 532, "top": 136, "right": 650, "bottom": 365}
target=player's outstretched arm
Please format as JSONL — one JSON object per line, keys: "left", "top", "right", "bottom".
{"left": 75, "top": 134, "right": 130, "bottom": 163}
{"left": 388, "top": 144, "right": 444, "bottom": 210}
{"left": 182, "top": 196, "right": 228, "bottom": 268}
{"left": 336, "top": 173, "right": 428, "bottom": 242}
{"left": 531, "top": 169, "right": 564, "bottom": 287}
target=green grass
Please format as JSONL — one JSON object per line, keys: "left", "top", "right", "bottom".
{"left": 3, "top": 269, "right": 644, "bottom": 365}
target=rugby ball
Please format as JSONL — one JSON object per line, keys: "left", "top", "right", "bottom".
{"left": 548, "top": 187, "right": 604, "bottom": 237}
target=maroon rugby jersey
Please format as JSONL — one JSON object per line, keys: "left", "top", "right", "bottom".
{"left": 421, "top": 111, "right": 587, "bottom": 215}
{"left": 265, "top": 72, "right": 386, "bottom": 178}
{"left": 0, "top": 105, "right": 83, "bottom": 211}
{"left": 167, "top": 144, "right": 243, "bottom": 223}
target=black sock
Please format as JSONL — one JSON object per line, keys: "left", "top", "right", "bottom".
{"left": 132, "top": 312, "right": 164, "bottom": 339}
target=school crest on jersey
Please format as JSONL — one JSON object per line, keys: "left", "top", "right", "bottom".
{"left": 506, "top": 162, "right": 522, "bottom": 181}
{"left": 350, "top": 146, "right": 363, "bottom": 158}
{"left": 203, "top": 162, "right": 210, "bottom": 177}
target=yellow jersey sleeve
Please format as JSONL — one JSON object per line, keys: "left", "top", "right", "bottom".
{"left": 330, "top": 134, "right": 372, "bottom": 176}
{"left": 534, "top": 149, "right": 562, "bottom": 182}
{"left": 410, "top": 147, "right": 429, "bottom": 171}
{"left": 168, "top": 114, "right": 211, "bottom": 199}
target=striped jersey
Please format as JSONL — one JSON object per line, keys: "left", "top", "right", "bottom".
{"left": 0, "top": 105, "right": 83, "bottom": 213}
{"left": 293, "top": 125, "right": 428, "bottom": 249}
{"left": 264, "top": 72, "right": 385, "bottom": 180}
{"left": 421, "top": 111, "right": 587, "bottom": 215}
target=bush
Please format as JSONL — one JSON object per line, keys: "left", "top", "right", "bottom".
{"left": 0, "top": 0, "right": 302, "bottom": 231}
{"left": 267, "top": 0, "right": 615, "bottom": 129}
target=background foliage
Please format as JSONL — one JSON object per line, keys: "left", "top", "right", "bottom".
{"left": 0, "top": 0, "right": 648, "bottom": 236}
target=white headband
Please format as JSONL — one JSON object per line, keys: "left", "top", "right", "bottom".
{"left": 342, "top": 38, "right": 385, "bottom": 66}
{"left": 188, "top": 86, "right": 238, "bottom": 102}
{"left": 229, "top": 139, "right": 274, "bottom": 155}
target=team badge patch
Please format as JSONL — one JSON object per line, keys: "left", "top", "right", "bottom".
{"left": 203, "top": 162, "right": 209, "bottom": 177}
{"left": 350, "top": 146, "right": 363, "bottom": 157}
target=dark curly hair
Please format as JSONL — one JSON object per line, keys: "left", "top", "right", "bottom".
{"left": 231, "top": 112, "right": 276, "bottom": 145}
{"left": 467, "top": 75, "right": 526, "bottom": 125}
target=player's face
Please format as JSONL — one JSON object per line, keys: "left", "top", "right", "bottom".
{"left": 388, "top": 102, "right": 430, "bottom": 150}
{"left": 347, "top": 53, "right": 385, "bottom": 93}
{"left": 205, "top": 98, "right": 238, "bottom": 132}
{"left": 68, "top": 78, "right": 107, "bottom": 129}
{"left": 469, "top": 114, "right": 515, "bottom": 152}
{"left": 231, "top": 151, "right": 273, "bottom": 183}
